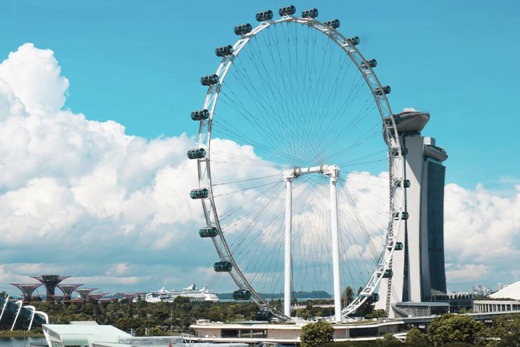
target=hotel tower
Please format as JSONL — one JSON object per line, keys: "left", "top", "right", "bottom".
{"left": 377, "top": 109, "right": 448, "bottom": 316}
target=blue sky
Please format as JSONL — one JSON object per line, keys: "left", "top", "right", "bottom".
{"left": 2, "top": 0, "right": 519, "bottom": 189}
{"left": 0, "top": 0, "right": 519, "bottom": 298}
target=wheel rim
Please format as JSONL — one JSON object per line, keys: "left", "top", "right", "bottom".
{"left": 194, "top": 14, "right": 405, "bottom": 321}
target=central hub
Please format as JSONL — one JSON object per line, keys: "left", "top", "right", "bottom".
{"left": 283, "top": 164, "right": 340, "bottom": 180}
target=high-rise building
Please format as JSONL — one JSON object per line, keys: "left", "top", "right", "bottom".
{"left": 472, "top": 284, "right": 492, "bottom": 297}
{"left": 377, "top": 109, "right": 448, "bottom": 316}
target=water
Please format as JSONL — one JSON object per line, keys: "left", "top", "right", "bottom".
{"left": 0, "top": 337, "right": 47, "bottom": 347}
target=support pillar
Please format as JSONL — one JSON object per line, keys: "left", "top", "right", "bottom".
{"left": 329, "top": 172, "right": 342, "bottom": 322}
{"left": 284, "top": 177, "right": 293, "bottom": 317}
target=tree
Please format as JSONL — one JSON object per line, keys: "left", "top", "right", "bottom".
{"left": 406, "top": 327, "right": 431, "bottom": 346}
{"left": 366, "top": 309, "right": 387, "bottom": 319}
{"left": 342, "top": 286, "right": 355, "bottom": 307}
{"left": 488, "top": 314, "right": 520, "bottom": 347}
{"left": 427, "top": 313, "right": 484, "bottom": 346}
{"left": 378, "top": 332, "right": 402, "bottom": 346}
{"left": 296, "top": 308, "right": 311, "bottom": 320}
{"left": 301, "top": 320, "right": 334, "bottom": 347}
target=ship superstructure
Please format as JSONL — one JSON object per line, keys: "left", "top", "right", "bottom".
{"left": 144, "top": 284, "right": 219, "bottom": 303}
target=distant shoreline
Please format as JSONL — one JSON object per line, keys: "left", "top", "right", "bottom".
{"left": 216, "top": 290, "right": 331, "bottom": 300}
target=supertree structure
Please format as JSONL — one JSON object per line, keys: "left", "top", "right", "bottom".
{"left": 58, "top": 284, "right": 83, "bottom": 301}
{"left": 76, "top": 288, "right": 98, "bottom": 302}
{"left": 10, "top": 283, "right": 42, "bottom": 303}
{"left": 31, "top": 275, "right": 70, "bottom": 303}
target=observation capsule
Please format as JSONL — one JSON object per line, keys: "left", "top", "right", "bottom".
{"left": 302, "top": 8, "right": 319, "bottom": 18}
{"left": 383, "top": 269, "right": 393, "bottom": 278}
{"left": 190, "top": 188, "right": 209, "bottom": 199}
{"left": 395, "top": 242, "right": 404, "bottom": 251}
{"left": 391, "top": 147, "right": 409, "bottom": 156}
{"left": 324, "top": 19, "right": 340, "bottom": 29}
{"left": 256, "top": 10, "right": 273, "bottom": 22}
{"left": 279, "top": 5, "right": 296, "bottom": 16}
{"left": 369, "top": 293, "right": 379, "bottom": 302}
{"left": 191, "top": 109, "right": 210, "bottom": 121}
{"left": 255, "top": 311, "right": 273, "bottom": 321}
{"left": 346, "top": 36, "right": 360, "bottom": 46}
{"left": 233, "top": 290, "right": 252, "bottom": 300}
{"left": 394, "top": 179, "right": 411, "bottom": 188}
{"left": 187, "top": 148, "right": 206, "bottom": 160}
{"left": 199, "top": 227, "right": 218, "bottom": 238}
{"left": 361, "top": 59, "right": 377, "bottom": 69}
{"left": 214, "top": 261, "right": 233, "bottom": 272}
{"left": 234, "top": 23, "right": 252, "bottom": 35}
{"left": 201, "top": 74, "right": 219, "bottom": 86}
{"left": 215, "top": 45, "right": 234, "bottom": 57}
{"left": 393, "top": 211, "right": 409, "bottom": 220}
{"left": 375, "top": 85, "right": 391, "bottom": 95}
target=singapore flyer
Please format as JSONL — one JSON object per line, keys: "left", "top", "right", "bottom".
{"left": 190, "top": 5, "right": 406, "bottom": 322}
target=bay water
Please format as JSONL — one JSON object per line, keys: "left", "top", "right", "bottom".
{"left": 0, "top": 338, "right": 47, "bottom": 347}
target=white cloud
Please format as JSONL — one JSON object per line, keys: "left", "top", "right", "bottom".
{"left": 0, "top": 43, "right": 518, "bottom": 299}
{"left": 444, "top": 183, "right": 520, "bottom": 290}
{"left": 0, "top": 43, "right": 68, "bottom": 113}
{"left": 446, "top": 264, "right": 490, "bottom": 284}
{"left": 0, "top": 44, "right": 207, "bottom": 294}
{"left": 105, "top": 263, "right": 131, "bottom": 276}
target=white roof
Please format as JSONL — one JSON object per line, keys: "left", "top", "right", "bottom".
{"left": 44, "top": 324, "right": 132, "bottom": 343}
{"left": 489, "top": 281, "right": 520, "bottom": 300}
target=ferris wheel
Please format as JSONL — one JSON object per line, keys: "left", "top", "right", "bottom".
{"left": 189, "top": 6, "right": 407, "bottom": 322}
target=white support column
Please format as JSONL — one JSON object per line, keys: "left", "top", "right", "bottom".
{"left": 283, "top": 164, "right": 340, "bottom": 321}
{"left": 26, "top": 305, "right": 35, "bottom": 331}
{"left": 330, "top": 173, "right": 342, "bottom": 322}
{"left": 11, "top": 300, "right": 23, "bottom": 331}
{"left": 0, "top": 295, "right": 9, "bottom": 322}
{"left": 284, "top": 177, "right": 293, "bottom": 317}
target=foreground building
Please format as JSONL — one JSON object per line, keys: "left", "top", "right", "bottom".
{"left": 0, "top": 296, "right": 48, "bottom": 330}
{"left": 377, "top": 109, "right": 448, "bottom": 316}
{"left": 190, "top": 319, "right": 403, "bottom": 344}
{"left": 43, "top": 322, "right": 246, "bottom": 347}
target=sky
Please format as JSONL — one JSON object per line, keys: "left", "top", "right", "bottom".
{"left": 0, "top": 0, "right": 519, "bottom": 299}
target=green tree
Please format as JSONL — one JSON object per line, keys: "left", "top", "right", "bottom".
{"left": 427, "top": 314, "right": 484, "bottom": 346}
{"left": 301, "top": 320, "right": 334, "bottom": 347}
{"left": 378, "top": 332, "right": 402, "bottom": 346}
{"left": 366, "top": 309, "right": 387, "bottom": 319}
{"left": 342, "top": 286, "right": 355, "bottom": 307}
{"left": 488, "top": 314, "right": 520, "bottom": 347}
{"left": 296, "top": 308, "right": 311, "bottom": 320}
{"left": 405, "top": 327, "right": 431, "bottom": 346}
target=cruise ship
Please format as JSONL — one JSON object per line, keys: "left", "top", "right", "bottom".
{"left": 144, "top": 284, "right": 219, "bottom": 303}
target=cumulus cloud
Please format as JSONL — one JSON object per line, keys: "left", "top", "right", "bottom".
{"left": 0, "top": 43, "right": 518, "bottom": 299}
{"left": 0, "top": 44, "right": 210, "bottom": 294}
{"left": 0, "top": 43, "right": 68, "bottom": 114}
{"left": 446, "top": 264, "right": 490, "bottom": 284}
{"left": 444, "top": 183, "right": 520, "bottom": 289}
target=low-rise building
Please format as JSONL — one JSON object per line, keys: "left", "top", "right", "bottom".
{"left": 190, "top": 319, "right": 404, "bottom": 344}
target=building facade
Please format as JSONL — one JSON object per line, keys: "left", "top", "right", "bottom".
{"left": 377, "top": 109, "right": 448, "bottom": 316}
